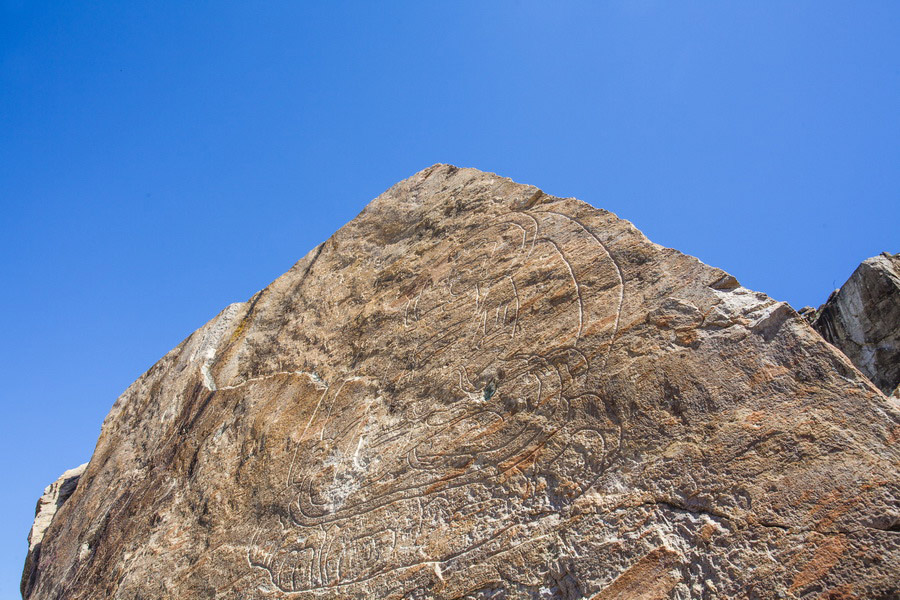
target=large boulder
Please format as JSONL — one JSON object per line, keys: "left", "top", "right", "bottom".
{"left": 23, "top": 166, "right": 900, "bottom": 599}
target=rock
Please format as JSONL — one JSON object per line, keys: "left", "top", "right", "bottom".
{"left": 811, "top": 252, "right": 900, "bottom": 395}
{"left": 797, "top": 305, "right": 817, "bottom": 325}
{"left": 21, "top": 463, "right": 87, "bottom": 598}
{"left": 23, "top": 166, "right": 900, "bottom": 599}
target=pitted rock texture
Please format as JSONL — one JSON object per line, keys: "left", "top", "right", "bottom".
{"left": 24, "top": 166, "right": 900, "bottom": 599}
{"left": 810, "top": 252, "right": 900, "bottom": 396}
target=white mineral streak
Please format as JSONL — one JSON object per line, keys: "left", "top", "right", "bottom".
{"left": 189, "top": 302, "right": 245, "bottom": 391}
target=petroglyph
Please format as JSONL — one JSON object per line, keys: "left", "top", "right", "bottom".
{"left": 245, "top": 204, "right": 628, "bottom": 594}
{"left": 27, "top": 166, "right": 900, "bottom": 600}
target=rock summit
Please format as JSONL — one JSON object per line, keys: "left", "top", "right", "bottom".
{"left": 23, "top": 166, "right": 900, "bottom": 599}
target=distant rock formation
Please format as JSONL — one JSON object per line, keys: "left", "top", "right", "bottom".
{"left": 23, "top": 166, "right": 900, "bottom": 599}
{"left": 807, "top": 252, "right": 900, "bottom": 397}
{"left": 21, "top": 463, "right": 86, "bottom": 598}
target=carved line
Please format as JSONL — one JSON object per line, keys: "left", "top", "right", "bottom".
{"left": 536, "top": 209, "right": 626, "bottom": 366}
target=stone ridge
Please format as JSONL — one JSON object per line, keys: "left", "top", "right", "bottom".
{"left": 24, "top": 165, "right": 900, "bottom": 599}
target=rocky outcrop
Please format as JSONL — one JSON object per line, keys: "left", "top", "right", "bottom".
{"left": 21, "top": 463, "right": 87, "bottom": 598}
{"left": 23, "top": 166, "right": 900, "bottom": 599}
{"left": 810, "top": 252, "right": 900, "bottom": 396}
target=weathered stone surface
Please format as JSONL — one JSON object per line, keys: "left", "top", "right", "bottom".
{"left": 810, "top": 252, "right": 900, "bottom": 396}
{"left": 24, "top": 166, "right": 900, "bottom": 599}
{"left": 21, "top": 463, "right": 87, "bottom": 598}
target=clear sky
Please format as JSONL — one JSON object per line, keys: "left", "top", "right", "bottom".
{"left": 1, "top": 2, "right": 898, "bottom": 596}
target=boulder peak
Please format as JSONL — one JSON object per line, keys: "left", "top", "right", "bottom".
{"left": 23, "top": 168, "right": 900, "bottom": 599}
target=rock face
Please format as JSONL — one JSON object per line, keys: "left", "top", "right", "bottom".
{"left": 810, "top": 252, "right": 900, "bottom": 397}
{"left": 21, "top": 463, "right": 87, "bottom": 598}
{"left": 23, "top": 166, "right": 900, "bottom": 599}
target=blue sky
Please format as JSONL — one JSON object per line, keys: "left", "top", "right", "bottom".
{"left": 1, "top": 2, "right": 897, "bottom": 596}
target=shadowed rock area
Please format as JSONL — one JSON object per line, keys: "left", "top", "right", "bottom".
{"left": 23, "top": 166, "right": 900, "bottom": 599}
